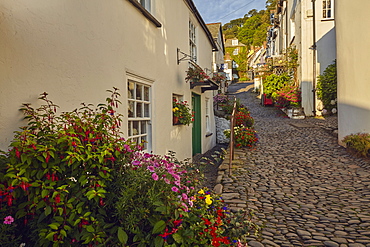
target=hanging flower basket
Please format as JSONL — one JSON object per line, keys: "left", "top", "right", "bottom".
{"left": 185, "top": 66, "right": 209, "bottom": 84}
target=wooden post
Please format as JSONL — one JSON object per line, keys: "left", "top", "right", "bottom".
{"left": 229, "top": 97, "right": 237, "bottom": 175}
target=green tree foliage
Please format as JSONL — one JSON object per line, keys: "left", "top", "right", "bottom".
{"left": 317, "top": 60, "right": 337, "bottom": 112}
{"left": 222, "top": 0, "right": 277, "bottom": 47}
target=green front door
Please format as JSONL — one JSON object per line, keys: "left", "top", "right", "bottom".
{"left": 192, "top": 93, "right": 201, "bottom": 156}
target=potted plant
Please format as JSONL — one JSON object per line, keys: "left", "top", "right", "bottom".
{"left": 185, "top": 66, "right": 209, "bottom": 84}
{"left": 173, "top": 99, "right": 193, "bottom": 125}
{"left": 211, "top": 72, "right": 226, "bottom": 83}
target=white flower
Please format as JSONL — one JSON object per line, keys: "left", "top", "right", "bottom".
{"left": 330, "top": 100, "right": 336, "bottom": 105}
{"left": 332, "top": 108, "right": 337, "bottom": 114}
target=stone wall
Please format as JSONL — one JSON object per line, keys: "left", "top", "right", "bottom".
{"left": 215, "top": 116, "right": 230, "bottom": 144}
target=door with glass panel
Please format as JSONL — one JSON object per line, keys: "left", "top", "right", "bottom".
{"left": 127, "top": 80, "right": 151, "bottom": 151}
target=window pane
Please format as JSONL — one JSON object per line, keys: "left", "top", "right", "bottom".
{"left": 141, "top": 121, "right": 147, "bottom": 134}
{"left": 128, "top": 101, "right": 134, "bottom": 117}
{"left": 144, "top": 104, "right": 150, "bottom": 117}
{"left": 144, "top": 86, "right": 150, "bottom": 101}
{"left": 133, "top": 121, "right": 139, "bottom": 136}
{"left": 136, "top": 84, "right": 142, "bottom": 100}
{"left": 128, "top": 121, "right": 132, "bottom": 136}
{"left": 137, "top": 103, "right": 143, "bottom": 117}
{"left": 128, "top": 81, "right": 135, "bottom": 99}
{"left": 141, "top": 136, "right": 147, "bottom": 149}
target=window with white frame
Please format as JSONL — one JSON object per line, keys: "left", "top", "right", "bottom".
{"left": 138, "top": 0, "right": 151, "bottom": 12}
{"left": 233, "top": 48, "right": 239, "bottom": 55}
{"left": 322, "top": 0, "right": 333, "bottom": 19}
{"left": 232, "top": 39, "right": 238, "bottom": 46}
{"left": 205, "top": 98, "right": 211, "bottom": 134}
{"left": 128, "top": 80, "right": 151, "bottom": 150}
{"left": 189, "top": 20, "right": 197, "bottom": 62}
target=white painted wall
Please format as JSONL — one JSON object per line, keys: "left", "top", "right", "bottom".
{"left": 336, "top": 0, "right": 370, "bottom": 143}
{"left": 291, "top": 0, "right": 336, "bottom": 116}
{"left": 0, "top": 0, "right": 216, "bottom": 160}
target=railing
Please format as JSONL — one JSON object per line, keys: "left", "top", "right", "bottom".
{"left": 228, "top": 97, "right": 237, "bottom": 175}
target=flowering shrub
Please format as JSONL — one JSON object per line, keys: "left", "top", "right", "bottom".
{"left": 173, "top": 99, "right": 193, "bottom": 125}
{"left": 342, "top": 133, "right": 370, "bottom": 158}
{"left": 224, "top": 125, "right": 258, "bottom": 148}
{"left": 263, "top": 73, "right": 291, "bottom": 99}
{"left": 213, "top": 94, "right": 230, "bottom": 104}
{"left": 185, "top": 66, "right": 209, "bottom": 83}
{"left": 275, "top": 85, "right": 301, "bottom": 108}
{"left": 159, "top": 188, "right": 259, "bottom": 246}
{"left": 234, "top": 110, "right": 254, "bottom": 128}
{"left": 0, "top": 211, "right": 22, "bottom": 246}
{"left": 0, "top": 89, "right": 259, "bottom": 246}
{"left": 212, "top": 73, "right": 226, "bottom": 83}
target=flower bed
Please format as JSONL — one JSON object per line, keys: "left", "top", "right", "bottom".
{"left": 0, "top": 89, "right": 258, "bottom": 246}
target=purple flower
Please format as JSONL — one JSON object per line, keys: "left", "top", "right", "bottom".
{"left": 144, "top": 153, "right": 152, "bottom": 158}
{"left": 147, "top": 166, "right": 155, "bottom": 172}
{"left": 132, "top": 160, "right": 140, "bottom": 166}
{"left": 164, "top": 178, "right": 170, "bottom": 184}
{"left": 4, "top": 216, "right": 14, "bottom": 225}
{"left": 152, "top": 173, "right": 159, "bottom": 181}
{"left": 171, "top": 186, "right": 179, "bottom": 193}
{"left": 124, "top": 144, "right": 132, "bottom": 152}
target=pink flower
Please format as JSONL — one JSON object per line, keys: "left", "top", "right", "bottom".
{"left": 164, "top": 178, "right": 170, "bottom": 184}
{"left": 132, "top": 160, "right": 140, "bottom": 166}
{"left": 152, "top": 173, "right": 159, "bottom": 181}
{"left": 171, "top": 187, "right": 179, "bottom": 193}
{"left": 144, "top": 153, "right": 152, "bottom": 158}
{"left": 147, "top": 166, "right": 155, "bottom": 172}
{"left": 4, "top": 216, "right": 14, "bottom": 225}
{"left": 182, "top": 193, "right": 188, "bottom": 200}
{"left": 172, "top": 174, "right": 180, "bottom": 181}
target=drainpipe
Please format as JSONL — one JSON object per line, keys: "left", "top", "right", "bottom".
{"left": 311, "top": 0, "right": 317, "bottom": 116}
{"left": 285, "top": 0, "right": 289, "bottom": 51}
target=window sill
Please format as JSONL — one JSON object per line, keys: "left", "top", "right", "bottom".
{"left": 321, "top": 18, "right": 334, "bottom": 22}
{"left": 127, "top": 0, "right": 162, "bottom": 28}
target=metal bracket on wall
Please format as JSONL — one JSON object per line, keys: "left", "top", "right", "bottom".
{"left": 177, "top": 48, "right": 193, "bottom": 64}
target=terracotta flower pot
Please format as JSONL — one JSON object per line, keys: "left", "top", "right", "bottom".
{"left": 173, "top": 116, "right": 179, "bottom": 125}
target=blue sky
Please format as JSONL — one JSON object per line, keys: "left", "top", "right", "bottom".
{"left": 193, "top": 0, "right": 266, "bottom": 25}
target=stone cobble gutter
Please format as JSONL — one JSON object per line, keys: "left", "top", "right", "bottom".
{"left": 214, "top": 82, "right": 370, "bottom": 247}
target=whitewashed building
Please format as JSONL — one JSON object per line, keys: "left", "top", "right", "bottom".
{"left": 267, "top": 0, "right": 336, "bottom": 116}
{"left": 0, "top": 0, "right": 218, "bottom": 159}
{"left": 336, "top": 1, "right": 370, "bottom": 143}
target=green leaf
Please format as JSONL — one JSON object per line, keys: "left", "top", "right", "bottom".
{"left": 86, "top": 225, "right": 95, "bottom": 233}
{"left": 48, "top": 223, "right": 59, "bottom": 230}
{"left": 83, "top": 212, "right": 92, "bottom": 217}
{"left": 155, "top": 206, "right": 167, "bottom": 213}
{"left": 45, "top": 231, "right": 56, "bottom": 240}
{"left": 154, "top": 236, "right": 164, "bottom": 247}
{"left": 152, "top": 220, "right": 166, "bottom": 234}
{"left": 172, "top": 233, "right": 183, "bottom": 243}
{"left": 45, "top": 206, "right": 52, "bottom": 216}
{"left": 21, "top": 153, "right": 28, "bottom": 164}
{"left": 41, "top": 189, "right": 49, "bottom": 198}
{"left": 117, "top": 227, "right": 128, "bottom": 244}
{"left": 60, "top": 229, "right": 67, "bottom": 237}
{"left": 73, "top": 218, "right": 81, "bottom": 226}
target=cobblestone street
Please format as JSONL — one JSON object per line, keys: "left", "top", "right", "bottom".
{"left": 217, "top": 82, "right": 370, "bottom": 247}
